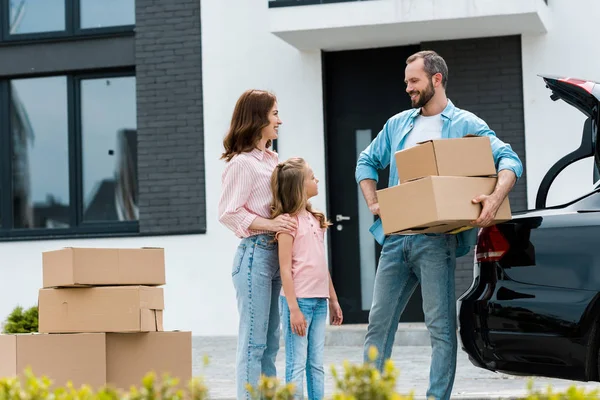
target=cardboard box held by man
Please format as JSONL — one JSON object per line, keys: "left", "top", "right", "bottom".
{"left": 377, "top": 135, "right": 512, "bottom": 235}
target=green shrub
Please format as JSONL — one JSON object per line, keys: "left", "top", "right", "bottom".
{"left": 0, "top": 368, "right": 209, "bottom": 400}
{"left": 520, "top": 379, "right": 600, "bottom": 400}
{"left": 242, "top": 346, "right": 413, "bottom": 400}
{"left": 245, "top": 376, "right": 296, "bottom": 400}
{"left": 329, "top": 346, "right": 413, "bottom": 400}
{"left": 2, "top": 305, "right": 38, "bottom": 334}
{"left": 241, "top": 347, "right": 600, "bottom": 400}
{"left": 4, "top": 347, "right": 600, "bottom": 400}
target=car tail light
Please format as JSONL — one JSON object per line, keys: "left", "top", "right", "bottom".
{"left": 476, "top": 225, "right": 510, "bottom": 262}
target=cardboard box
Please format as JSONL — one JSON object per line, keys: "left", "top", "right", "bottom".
{"left": 42, "top": 247, "right": 166, "bottom": 288}
{"left": 395, "top": 136, "right": 497, "bottom": 183}
{"left": 377, "top": 176, "right": 511, "bottom": 235}
{"left": 0, "top": 331, "right": 192, "bottom": 390}
{"left": 38, "top": 286, "right": 164, "bottom": 333}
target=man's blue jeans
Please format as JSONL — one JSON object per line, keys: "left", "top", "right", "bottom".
{"left": 232, "top": 234, "right": 282, "bottom": 400}
{"left": 279, "top": 297, "right": 328, "bottom": 400}
{"left": 364, "top": 234, "right": 458, "bottom": 400}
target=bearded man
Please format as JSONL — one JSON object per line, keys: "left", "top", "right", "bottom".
{"left": 355, "top": 50, "right": 523, "bottom": 400}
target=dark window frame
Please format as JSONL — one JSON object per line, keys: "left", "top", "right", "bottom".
{"left": 74, "top": 71, "right": 137, "bottom": 227}
{"left": 268, "top": 0, "right": 546, "bottom": 7}
{"left": 269, "top": 0, "right": 374, "bottom": 8}
{"left": 0, "top": 0, "right": 134, "bottom": 43}
{"left": 0, "top": 79, "right": 8, "bottom": 230}
{"left": 0, "top": 68, "right": 138, "bottom": 240}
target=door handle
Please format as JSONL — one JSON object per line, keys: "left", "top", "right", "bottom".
{"left": 335, "top": 214, "right": 351, "bottom": 222}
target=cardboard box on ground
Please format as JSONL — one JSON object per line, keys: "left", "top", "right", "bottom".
{"left": 38, "top": 285, "right": 164, "bottom": 333}
{"left": 0, "top": 248, "right": 192, "bottom": 390}
{"left": 377, "top": 136, "right": 512, "bottom": 235}
{"left": 42, "top": 247, "right": 166, "bottom": 288}
{"left": 0, "top": 332, "right": 191, "bottom": 390}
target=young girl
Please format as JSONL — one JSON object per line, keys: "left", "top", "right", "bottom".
{"left": 271, "top": 157, "right": 343, "bottom": 400}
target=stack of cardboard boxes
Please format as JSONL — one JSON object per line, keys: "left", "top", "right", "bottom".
{"left": 0, "top": 247, "right": 191, "bottom": 390}
{"left": 377, "top": 136, "right": 512, "bottom": 235}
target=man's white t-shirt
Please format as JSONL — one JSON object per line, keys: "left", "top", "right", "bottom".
{"left": 394, "top": 113, "right": 444, "bottom": 234}
{"left": 402, "top": 113, "right": 443, "bottom": 150}
{"left": 397, "top": 113, "right": 443, "bottom": 186}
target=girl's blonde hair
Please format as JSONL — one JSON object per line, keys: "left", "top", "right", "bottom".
{"left": 271, "top": 157, "right": 331, "bottom": 230}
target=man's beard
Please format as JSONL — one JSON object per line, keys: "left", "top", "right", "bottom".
{"left": 410, "top": 80, "right": 435, "bottom": 109}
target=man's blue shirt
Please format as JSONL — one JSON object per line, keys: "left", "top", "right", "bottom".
{"left": 355, "top": 99, "right": 523, "bottom": 257}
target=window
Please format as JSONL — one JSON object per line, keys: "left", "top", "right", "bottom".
{"left": 80, "top": 76, "right": 137, "bottom": 222}
{"left": 0, "top": 71, "right": 137, "bottom": 238}
{"left": 0, "top": 83, "right": 3, "bottom": 229}
{"left": 0, "top": 0, "right": 139, "bottom": 239}
{"left": 9, "top": 0, "right": 66, "bottom": 35}
{"left": 11, "top": 77, "right": 69, "bottom": 229}
{"left": 80, "top": 0, "right": 135, "bottom": 30}
{"left": 1, "top": 0, "right": 135, "bottom": 41}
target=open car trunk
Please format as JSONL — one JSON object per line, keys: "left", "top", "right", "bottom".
{"left": 535, "top": 75, "right": 600, "bottom": 209}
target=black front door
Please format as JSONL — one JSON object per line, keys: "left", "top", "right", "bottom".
{"left": 323, "top": 45, "right": 425, "bottom": 324}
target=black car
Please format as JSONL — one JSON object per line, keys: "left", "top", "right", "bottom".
{"left": 458, "top": 74, "right": 600, "bottom": 382}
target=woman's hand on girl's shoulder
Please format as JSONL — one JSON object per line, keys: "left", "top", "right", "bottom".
{"left": 271, "top": 213, "right": 298, "bottom": 233}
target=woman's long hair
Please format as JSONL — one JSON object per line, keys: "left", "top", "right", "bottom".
{"left": 270, "top": 157, "right": 331, "bottom": 230}
{"left": 221, "top": 89, "right": 277, "bottom": 162}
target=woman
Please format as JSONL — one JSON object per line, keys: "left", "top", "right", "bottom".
{"left": 218, "top": 89, "right": 297, "bottom": 399}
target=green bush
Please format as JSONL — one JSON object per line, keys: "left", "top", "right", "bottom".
{"left": 243, "top": 346, "right": 413, "bottom": 400}
{"left": 243, "top": 348, "right": 600, "bottom": 400}
{"left": 245, "top": 376, "right": 296, "bottom": 400}
{"left": 0, "top": 368, "right": 209, "bottom": 400}
{"left": 2, "top": 305, "right": 38, "bottom": 334}
{"left": 520, "top": 379, "right": 600, "bottom": 400}
{"left": 329, "top": 346, "right": 413, "bottom": 400}
{"left": 2, "top": 344, "right": 600, "bottom": 400}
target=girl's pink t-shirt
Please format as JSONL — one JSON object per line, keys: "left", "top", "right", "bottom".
{"left": 279, "top": 210, "right": 330, "bottom": 299}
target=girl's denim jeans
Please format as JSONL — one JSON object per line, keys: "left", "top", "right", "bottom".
{"left": 279, "top": 296, "right": 328, "bottom": 400}
{"left": 232, "top": 234, "right": 281, "bottom": 400}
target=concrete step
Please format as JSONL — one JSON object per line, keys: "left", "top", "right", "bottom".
{"left": 279, "top": 322, "right": 430, "bottom": 347}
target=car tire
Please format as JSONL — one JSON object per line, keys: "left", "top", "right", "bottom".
{"left": 588, "top": 318, "right": 600, "bottom": 381}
